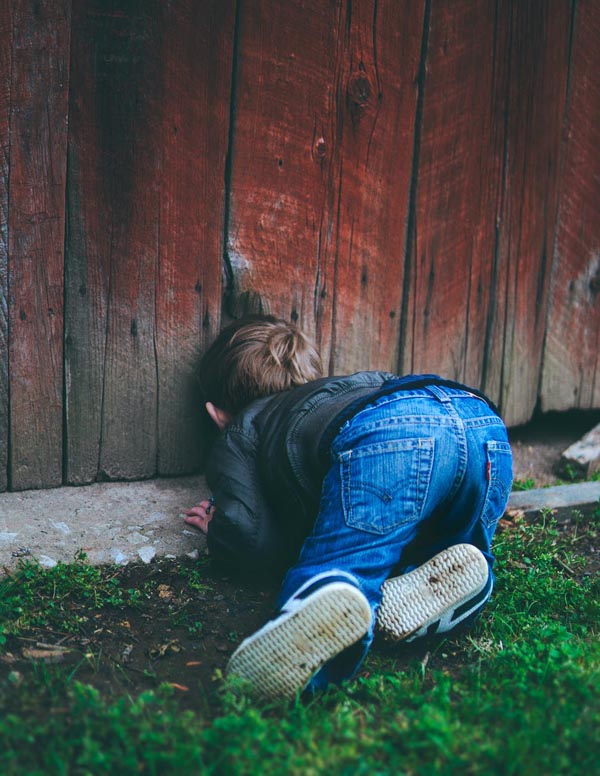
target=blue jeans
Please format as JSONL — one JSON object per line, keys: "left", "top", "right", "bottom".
{"left": 275, "top": 385, "right": 513, "bottom": 687}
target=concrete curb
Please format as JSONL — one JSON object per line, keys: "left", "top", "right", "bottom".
{"left": 1, "top": 477, "right": 598, "bottom": 576}
{"left": 0, "top": 475, "right": 209, "bottom": 573}
{"left": 506, "top": 481, "right": 600, "bottom": 521}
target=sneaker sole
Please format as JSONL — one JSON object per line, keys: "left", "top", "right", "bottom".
{"left": 377, "top": 544, "right": 490, "bottom": 642}
{"left": 227, "top": 582, "right": 372, "bottom": 699}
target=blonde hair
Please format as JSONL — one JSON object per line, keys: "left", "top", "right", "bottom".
{"left": 198, "top": 315, "right": 323, "bottom": 414}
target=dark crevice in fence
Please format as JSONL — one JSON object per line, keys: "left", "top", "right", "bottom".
{"left": 398, "top": 0, "right": 430, "bottom": 374}
{"left": 62, "top": 146, "right": 71, "bottom": 487}
{"left": 1, "top": 5, "right": 14, "bottom": 492}
{"left": 481, "top": 0, "right": 505, "bottom": 400}
{"left": 222, "top": 0, "right": 241, "bottom": 323}
{"left": 496, "top": 5, "right": 514, "bottom": 418}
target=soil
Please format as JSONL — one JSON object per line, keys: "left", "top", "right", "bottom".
{"left": 2, "top": 410, "right": 599, "bottom": 709}
{"left": 2, "top": 515, "right": 598, "bottom": 710}
{"left": 509, "top": 408, "right": 600, "bottom": 486}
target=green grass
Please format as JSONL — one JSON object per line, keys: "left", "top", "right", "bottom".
{"left": 0, "top": 550, "right": 142, "bottom": 643}
{"left": 1, "top": 514, "right": 598, "bottom": 775}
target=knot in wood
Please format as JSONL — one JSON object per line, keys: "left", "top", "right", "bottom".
{"left": 348, "top": 74, "right": 372, "bottom": 108}
{"left": 315, "top": 137, "right": 327, "bottom": 158}
{"left": 590, "top": 264, "right": 600, "bottom": 295}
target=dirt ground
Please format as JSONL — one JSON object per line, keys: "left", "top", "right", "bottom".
{"left": 3, "top": 510, "right": 598, "bottom": 712}
{"left": 509, "top": 408, "right": 600, "bottom": 486}
{"left": 2, "top": 410, "right": 599, "bottom": 708}
{"left": 2, "top": 560, "right": 279, "bottom": 710}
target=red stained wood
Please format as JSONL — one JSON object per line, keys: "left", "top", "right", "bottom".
{"left": 227, "top": 0, "right": 424, "bottom": 374}
{"left": 400, "top": 0, "right": 506, "bottom": 392}
{"left": 483, "top": 0, "right": 572, "bottom": 426}
{"left": 2, "top": 1, "right": 599, "bottom": 493}
{"left": 8, "top": 0, "right": 70, "bottom": 490}
{"left": 0, "top": 0, "right": 10, "bottom": 491}
{"left": 66, "top": 0, "right": 233, "bottom": 483}
{"left": 541, "top": 2, "right": 600, "bottom": 412}
{"left": 155, "top": 0, "right": 234, "bottom": 475}
{"left": 66, "top": 1, "right": 162, "bottom": 482}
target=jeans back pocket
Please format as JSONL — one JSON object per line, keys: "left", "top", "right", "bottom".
{"left": 480, "top": 440, "right": 513, "bottom": 530}
{"left": 339, "top": 438, "right": 434, "bottom": 535}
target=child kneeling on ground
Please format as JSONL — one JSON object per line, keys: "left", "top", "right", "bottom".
{"left": 184, "top": 315, "right": 513, "bottom": 699}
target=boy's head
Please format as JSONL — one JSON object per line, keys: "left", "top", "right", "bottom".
{"left": 198, "top": 315, "right": 323, "bottom": 421}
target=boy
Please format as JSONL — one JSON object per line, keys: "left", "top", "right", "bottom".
{"left": 185, "top": 315, "right": 513, "bottom": 699}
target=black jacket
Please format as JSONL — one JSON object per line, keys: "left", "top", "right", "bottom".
{"left": 205, "top": 371, "right": 394, "bottom": 576}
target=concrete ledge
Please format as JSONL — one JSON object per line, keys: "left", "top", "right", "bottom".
{"left": 1, "top": 476, "right": 598, "bottom": 575}
{"left": 507, "top": 481, "right": 600, "bottom": 521}
{"left": 0, "top": 476, "right": 209, "bottom": 573}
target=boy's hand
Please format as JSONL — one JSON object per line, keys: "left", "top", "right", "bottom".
{"left": 184, "top": 499, "right": 215, "bottom": 535}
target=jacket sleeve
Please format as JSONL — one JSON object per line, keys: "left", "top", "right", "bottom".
{"left": 204, "top": 425, "right": 292, "bottom": 577}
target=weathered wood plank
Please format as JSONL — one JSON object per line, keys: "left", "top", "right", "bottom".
{"left": 541, "top": 1, "right": 600, "bottom": 413}
{"left": 226, "top": 0, "right": 342, "bottom": 345}
{"left": 0, "top": 0, "right": 11, "bottom": 492}
{"left": 155, "top": 0, "right": 234, "bottom": 475}
{"left": 67, "top": 0, "right": 233, "bottom": 483}
{"left": 227, "top": 0, "right": 424, "bottom": 374}
{"left": 317, "top": 0, "right": 425, "bottom": 373}
{"left": 66, "top": 0, "right": 160, "bottom": 482}
{"left": 400, "top": 0, "right": 505, "bottom": 390}
{"left": 64, "top": 0, "right": 109, "bottom": 483}
{"left": 483, "top": 0, "right": 572, "bottom": 426}
{"left": 8, "top": 0, "right": 71, "bottom": 490}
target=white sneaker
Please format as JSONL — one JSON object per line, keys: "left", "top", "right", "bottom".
{"left": 227, "top": 577, "right": 372, "bottom": 700}
{"left": 377, "top": 544, "right": 491, "bottom": 642}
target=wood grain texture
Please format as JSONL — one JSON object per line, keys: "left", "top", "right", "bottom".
{"left": 66, "top": 0, "right": 161, "bottom": 482}
{"left": 482, "top": 0, "right": 572, "bottom": 426}
{"left": 0, "top": 0, "right": 10, "bottom": 491}
{"left": 8, "top": 0, "right": 70, "bottom": 490}
{"left": 66, "top": 0, "right": 233, "bottom": 483}
{"left": 541, "top": 1, "right": 600, "bottom": 412}
{"left": 155, "top": 0, "right": 234, "bottom": 475}
{"left": 227, "top": 0, "right": 424, "bottom": 374}
{"left": 400, "top": 0, "right": 505, "bottom": 391}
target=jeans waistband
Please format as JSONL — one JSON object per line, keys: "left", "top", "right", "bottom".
{"left": 424, "top": 384, "right": 488, "bottom": 405}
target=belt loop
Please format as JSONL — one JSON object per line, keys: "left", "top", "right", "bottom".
{"left": 425, "top": 384, "right": 451, "bottom": 403}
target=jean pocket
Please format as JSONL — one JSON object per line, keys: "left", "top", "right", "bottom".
{"left": 480, "top": 440, "right": 513, "bottom": 530}
{"left": 339, "top": 438, "right": 434, "bottom": 535}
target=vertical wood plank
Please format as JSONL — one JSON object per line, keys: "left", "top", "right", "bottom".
{"left": 226, "top": 0, "right": 342, "bottom": 345}
{"left": 67, "top": 0, "right": 233, "bottom": 483}
{"left": 0, "top": 0, "right": 10, "bottom": 491}
{"left": 483, "top": 0, "right": 571, "bottom": 425}
{"left": 227, "top": 0, "right": 424, "bottom": 374}
{"left": 8, "top": 0, "right": 70, "bottom": 490}
{"left": 541, "top": 1, "right": 600, "bottom": 412}
{"left": 63, "top": 0, "right": 106, "bottom": 484}
{"left": 155, "top": 0, "right": 234, "bottom": 475}
{"left": 400, "top": 0, "right": 506, "bottom": 390}
{"left": 66, "top": 0, "right": 161, "bottom": 482}
{"left": 322, "top": 0, "right": 425, "bottom": 374}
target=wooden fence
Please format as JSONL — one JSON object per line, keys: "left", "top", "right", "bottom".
{"left": 1, "top": 0, "right": 599, "bottom": 492}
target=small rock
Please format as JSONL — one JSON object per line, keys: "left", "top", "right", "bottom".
{"left": 37, "top": 555, "right": 58, "bottom": 568}
{"left": 110, "top": 549, "right": 129, "bottom": 565}
{"left": 50, "top": 521, "right": 71, "bottom": 535}
{"left": 138, "top": 546, "right": 156, "bottom": 564}
{"left": 560, "top": 422, "right": 600, "bottom": 478}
